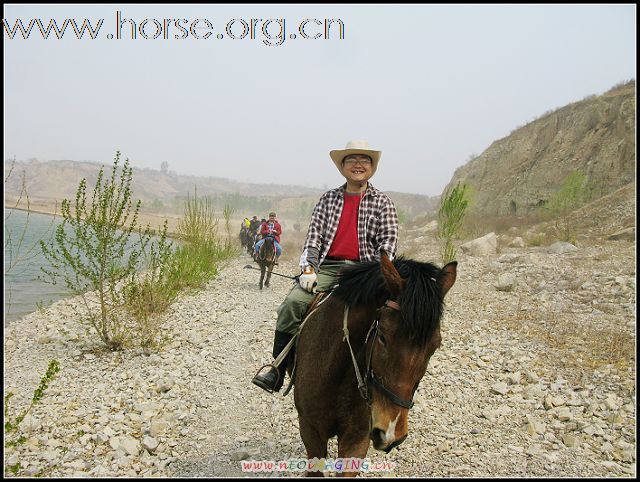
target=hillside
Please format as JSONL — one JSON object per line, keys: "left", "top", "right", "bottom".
{"left": 3, "top": 160, "right": 439, "bottom": 222}
{"left": 444, "top": 81, "right": 635, "bottom": 216}
{"left": 3, "top": 159, "right": 324, "bottom": 204}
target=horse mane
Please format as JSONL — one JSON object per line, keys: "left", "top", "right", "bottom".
{"left": 333, "top": 256, "right": 444, "bottom": 345}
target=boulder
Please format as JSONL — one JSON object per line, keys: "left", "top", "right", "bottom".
{"left": 460, "top": 232, "right": 497, "bottom": 256}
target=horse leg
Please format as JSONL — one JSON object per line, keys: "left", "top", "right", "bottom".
{"left": 259, "top": 264, "right": 265, "bottom": 290}
{"left": 335, "top": 431, "right": 370, "bottom": 477}
{"left": 265, "top": 263, "right": 273, "bottom": 287}
{"left": 298, "top": 416, "right": 328, "bottom": 477}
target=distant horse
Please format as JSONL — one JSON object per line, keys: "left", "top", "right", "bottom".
{"left": 256, "top": 235, "right": 277, "bottom": 289}
{"left": 293, "top": 253, "right": 457, "bottom": 476}
{"left": 247, "top": 230, "right": 259, "bottom": 256}
{"left": 239, "top": 226, "right": 250, "bottom": 250}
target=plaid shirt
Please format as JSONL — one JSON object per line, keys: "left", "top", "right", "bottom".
{"left": 300, "top": 183, "right": 398, "bottom": 268}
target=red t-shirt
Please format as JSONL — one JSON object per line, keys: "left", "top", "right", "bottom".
{"left": 327, "top": 192, "right": 361, "bottom": 261}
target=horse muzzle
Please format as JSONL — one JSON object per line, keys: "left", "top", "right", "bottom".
{"left": 370, "top": 428, "right": 408, "bottom": 453}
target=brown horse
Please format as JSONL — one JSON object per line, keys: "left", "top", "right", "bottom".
{"left": 256, "top": 235, "right": 277, "bottom": 289}
{"left": 293, "top": 253, "right": 457, "bottom": 476}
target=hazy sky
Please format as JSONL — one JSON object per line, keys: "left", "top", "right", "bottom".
{"left": 3, "top": 4, "right": 636, "bottom": 196}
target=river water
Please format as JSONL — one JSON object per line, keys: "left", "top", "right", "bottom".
{"left": 4, "top": 209, "right": 71, "bottom": 325}
{"left": 3, "top": 208, "right": 172, "bottom": 326}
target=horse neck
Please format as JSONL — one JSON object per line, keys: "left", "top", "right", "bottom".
{"left": 342, "top": 303, "right": 380, "bottom": 359}
{"left": 260, "top": 239, "right": 275, "bottom": 261}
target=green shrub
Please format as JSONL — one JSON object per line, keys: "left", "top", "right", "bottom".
{"left": 437, "top": 182, "right": 469, "bottom": 264}
{"left": 5, "top": 360, "right": 60, "bottom": 446}
{"left": 123, "top": 219, "right": 174, "bottom": 352}
{"left": 123, "top": 188, "right": 236, "bottom": 352}
{"left": 39, "top": 152, "right": 153, "bottom": 350}
{"left": 545, "top": 171, "right": 591, "bottom": 244}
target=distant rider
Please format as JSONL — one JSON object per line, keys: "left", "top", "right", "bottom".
{"left": 254, "top": 212, "right": 283, "bottom": 264}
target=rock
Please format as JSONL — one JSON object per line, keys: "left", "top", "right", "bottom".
{"left": 563, "top": 434, "right": 579, "bottom": 448}
{"left": 507, "top": 372, "right": 522, "bottom": 385}
{"left": 608, "top": 227, "right": 635, "bottom": 241}
{"left": 604, "top": 395, "right": 620, "bottom": 410}
{"left": 149, "top": 420, "right": 168, "bottom": 438}
{"left": 601, "top": 442, "right": 615, "bottom": 453}
{"left": 142, "top": 436, "right": 159, "bottom": 453}
{"left": 526, "top": 444, "right": 543, "bottom": 456}
{"left": 491, "top": 382, "right": 509, "bottom": 395}
{"left": 556, "top": 407, "right": 573, "bottom": 421}
{"left": 230, "top": 450, "right": 250, "bottom": 461}
{"left": 547, "top": 242, "right": 578, "bottom": 254}
{"left": 509, "top": 237, "right": 525, "bottom": 248}
{"left": 498, "top": 253, "right": 524, "bottom": 264}
{"left": 601, "top": 461, "right": 622, "bottom": 472}
{"left": 460, "top": 232, "right": 497, "bottom": 256}
{"left": 496, "top": 273, "right": 517, "bottom": 292}
{"left": 109, "top": 436, "right": 121, "bottom": 450}
{"left": 120, "top": 436, "right": 140, "bottom": 457}
{"left": 20, "top": 414, "right": 42, "bottom": 433}
{"left": 155, "top": 376, "right": 176, "bottom": 393}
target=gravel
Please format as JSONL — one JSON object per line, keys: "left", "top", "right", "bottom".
{"left": 3, "top": 231, "right": 636, "bottom": 477}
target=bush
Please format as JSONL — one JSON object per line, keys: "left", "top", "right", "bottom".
{"left": 39, "top": 152, "right": 152, "bottom": 350}
{"left": 545, "top": 171, "right": 591, "bottom": 244}
{"left": 123, "top": 219, "right": 174, "bottom": 352}
{"left": 437, "top": 182, "right": 469, "bottom": 264}
{"left": 123, "top": 190, "right": 237, "bottom": 352}
{"left": 5, "top": 360, "right": 60, "bottom": 450}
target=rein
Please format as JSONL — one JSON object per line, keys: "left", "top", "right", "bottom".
{"left": 258, "top": 236, "right": 276, "bottom": 263}
{"left": 342, "top": 300, "right": 415, "bottom": 410}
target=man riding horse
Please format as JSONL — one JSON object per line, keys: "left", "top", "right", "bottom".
{"left": 252, "top": 140, "right": 398, "bottom": 392}
{"left": 249, "top": 215, "right": 261, "bottom": 238}
{"left": 254, "top": 212, "right": 283, "bottom": 265}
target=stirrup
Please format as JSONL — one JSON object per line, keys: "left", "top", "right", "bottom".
{"left": 252, "top": 363, "right": 282, "bottom": 394}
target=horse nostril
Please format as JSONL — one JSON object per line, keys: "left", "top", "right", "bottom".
{"left": 370, "top": 428, "right": 385, "bottom": 445}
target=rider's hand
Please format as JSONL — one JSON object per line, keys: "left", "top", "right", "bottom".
{"left": 299, "top": 266, "right": 317, "bottom": 293}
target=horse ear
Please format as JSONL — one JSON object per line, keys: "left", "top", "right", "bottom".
{"left": 380, "top": 251, "right": 405, "bottom": 297}
{"left": 438, "top": 261, "right": 457, "bottom": 297}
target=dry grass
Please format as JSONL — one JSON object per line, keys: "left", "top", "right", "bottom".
{"left": 501, "top": 299, "right": 635, "bottom": 375}
{"left": 462, "top": 211, "right": 549, "bottom": 239}
{"left": 279, "top": 230, "right": 307, "bottom": 262}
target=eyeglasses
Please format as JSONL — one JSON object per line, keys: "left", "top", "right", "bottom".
{"left": 343, "top": 158, "right": 372, "bottom": 166}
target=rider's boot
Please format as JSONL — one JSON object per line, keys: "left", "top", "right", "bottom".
{"left": 274, "top": 255, "right": 280, "bottom": 266}
{"left": 252, "top": 330, "right": 294, "bottom": 393}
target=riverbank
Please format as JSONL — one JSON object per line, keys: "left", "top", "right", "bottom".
{"left": 5, "top": 200, "right": 185, "bottom": 238}
{"left": 3, "top": 229, "right": 636, "bottom": 477}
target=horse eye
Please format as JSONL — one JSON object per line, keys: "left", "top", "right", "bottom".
{"left": 377, "top": 333, "right": 386, "bottom": 346}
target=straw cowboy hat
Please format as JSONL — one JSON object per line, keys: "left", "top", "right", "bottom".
{"left": 330, "top": 140, "right": 382, "bottom": 176}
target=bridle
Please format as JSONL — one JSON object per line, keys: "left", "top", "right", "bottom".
{"left": 343, "top": 299, "right": 416, "bottom": 410}
{"left": 258, "top": 235, "right": 276, "bottom": 263}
